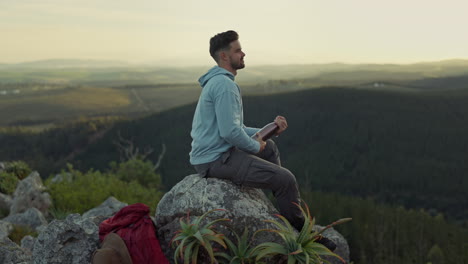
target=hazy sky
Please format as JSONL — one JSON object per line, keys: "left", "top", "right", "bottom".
{"left": 1, "top": 0, "right": 467, "bottom": 66}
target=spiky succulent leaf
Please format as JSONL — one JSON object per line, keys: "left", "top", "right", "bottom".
{"left": 183, "top": 240, "right": 197, "bottom": 264}
{"left": 193, "top": 231, "right": 206, "bottom": 246}
{"left": 179, "top": 217, "right": 189, "bottom": 230}
{"left": 177, "top": 237, "right": 190, "bottom": 259}
{"left": 253, "top": 202, "right": 351, "bottom": 264}
{"left": 191, "top": 244, "right": 200, "bottom": 264}
{"left": 200, "top": 237, "right": 216, "bottom": 263}
{"left": 223, "top": 236, "right": 238, "bottom": 254}
{"left": 289, "top": 245, "right": 303, "bottom": 255}
{"left": 287, "top": 256, "right": 297, "bottom": 264}
{"left": 239, "top": 228, "right": 249, "bottom": 253}
{"left": 316, "top": 218, "right": 353, "bottom": 237}
{"left": 304, "top": 241, "right": 345, "bottom": 263}
{"left": 172, "top": 209, "right": 230, "bottom": 263}
{"left": 204, "top": 234, "right": 227, "bottom": 249}
{"left": 266, "top": 214, "right": 295, "bottom": 233}
{"left": 173, "top": 243, "right": 182, "bottom": 264}
{"left": 213, "top": 251, "right": 231, "bottom": 262}
{"left": 296, "top": 203, "right": 315, "bottom": 244}
{"left": 204, "top": 218, "right": 230, "bottom": 228}
{"left": 254, "top": 242, "right": 289, "bottom": 260}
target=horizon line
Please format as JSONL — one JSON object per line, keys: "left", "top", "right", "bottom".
{"left": 1, "top": 57, "right": 468, "bottom": 68}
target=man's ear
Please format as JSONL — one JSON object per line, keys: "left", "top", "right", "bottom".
{"left": 219, "top": 50, "right": 228, "bottom": 62}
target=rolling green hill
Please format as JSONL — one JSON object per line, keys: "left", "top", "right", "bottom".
{"left": 2, "top": 59, "right": 468, "bottom": 84}
{"left": 79, "top": 87, "right": 468, "bottom": 221}
{"left": 0, "top": 83, "right": 203, "bottom": 127}
{"left": 2, "top": 59, "right": 468, "bottom": 129}
{"left": 1, "top": 59, "right": 468, "bottom": 222}
{"left": 2, "top": 60, "right": 468, "bottom": 263}
{"left": 2, "top": 77, "right": 468, "bottom": 263}
{"left": 2, "top": 85, "right": 467, "bottom": 224}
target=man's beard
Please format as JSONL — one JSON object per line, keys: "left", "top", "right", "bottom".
{"left": 231, "top": 58, "right": 245, "bottom": 70}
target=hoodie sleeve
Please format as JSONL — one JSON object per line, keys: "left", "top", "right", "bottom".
{"left": 243, "top": 125, "right": 260, "bottom": 137}
{"left": 214, "top": 89, "right": 260, "bottom": 153}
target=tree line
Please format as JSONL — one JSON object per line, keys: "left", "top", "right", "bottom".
{"left": 1, "top": 87, "right": 467, "bottom": 224}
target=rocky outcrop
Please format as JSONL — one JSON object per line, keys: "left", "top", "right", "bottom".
{"left": 0, "top": 192, "right": 12, "bottom": 212}
{"left": 0, "top": 171, "right": 351, "bottom": 264}
{"left": 50, "top": 173, "right": 72, "bottom": 184}
{"left": 82, "top": 196, "right": 127, "bottom": 219}
{"left": 0, "top": 237, "right": 33, "bottom": 264}
{"left": 21, "top": 235, "right": 36, "bottom": 254}
{"left": 155, "top": 175, "right": 280, "bottom": 257}
{"left": 32, "top": 214, "right": 100, "bottom": 264}
{"left": 4, "top": 207, "right": 48, "bottom": 231}
{"left": 1, "top": 171, "right": 51, "bottom": 240}
{"left": 9, "top": 172, "right": 52, "bottom": 216}
{"left": 0, "top": 220, "right": 13, "bottom": 240}
{"left": 24, "top": 196, "right": 128, "bottom": 264}
{"left": 0, "top": 194, "right": 129, "bottom": 264}
{"left": 155, "top": 174, "right": 350, "bottom": 264}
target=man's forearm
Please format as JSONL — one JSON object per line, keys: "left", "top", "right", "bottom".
{"left": 243, "top": 126, "right": 260, "bottom": 137}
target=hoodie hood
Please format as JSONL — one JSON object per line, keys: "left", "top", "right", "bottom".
{"left": 198, "top": 66, "right": 235, "bottom": 88}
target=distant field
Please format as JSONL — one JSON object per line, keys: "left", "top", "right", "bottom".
{"left": 1, "top": 59, "right": 468, "bottom": 129}
{"left": 0, "top": 83, "right": 202, "bottom": 127}
{"left": 0, "top": 86, "right": 123, "bottom": 125}
{"left": 121, "top": 84, "right": 202, "bottom": 112}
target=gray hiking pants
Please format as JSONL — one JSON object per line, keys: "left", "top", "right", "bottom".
{"left": 194, "top": 139, "right": 305, "bottom": 231}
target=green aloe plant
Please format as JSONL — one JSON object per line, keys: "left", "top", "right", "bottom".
{"left": 171, "top": 209, "right": 229, "bottom": 264}
{"left": 253, "top": 203, "right": 352, "bottom": 264}
{"left": 215, "top": 227, "right": 265, "bottom": 264}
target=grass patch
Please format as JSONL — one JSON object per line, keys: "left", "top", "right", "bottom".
{"left": 8, "top": 225, "right": 38, "bottom": 245}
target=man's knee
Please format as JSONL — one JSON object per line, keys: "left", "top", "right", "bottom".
{"left": 274, "top": 168, "right": 297, "bottom": 190}
{"left": 265, "top": 139, "right": 279, "bottom": 153}
{"left": 260, "top": 139, "right": 281, "bottom": 165}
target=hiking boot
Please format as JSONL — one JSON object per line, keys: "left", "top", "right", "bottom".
{"left": 315, "top": 235, "right": 337, "bottom": 251}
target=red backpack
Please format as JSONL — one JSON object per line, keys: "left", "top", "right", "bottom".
{"left": 99, "top": 203, "right": 170, "bottom": 264}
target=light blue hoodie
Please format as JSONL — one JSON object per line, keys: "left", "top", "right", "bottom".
{"left": 190, "top": 66, "right": 260, "bottom": 165}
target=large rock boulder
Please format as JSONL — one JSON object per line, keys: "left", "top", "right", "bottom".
{"left": 83, "top": 196, "right": 128, "bottom": 219}
{"left": 50, "top": 173, "right": 72, "bottom": 184}
{"left": 0, "top": 192, "right": 12, "bottom": 212}
{"left": 0, "top": 220, "right": 13, "bottom": 240}
{"left": 0, "top": 196, "right": 129, "bottom": 264}
{"left": 4, "top": 207, "right": 48, "bottom": 231}
{"left": 21, "top": 235, "right": 36, "bottom": 254}
{"left": 32, "top": 214, "right": 100, "bottom": 264}
{"left": 155, "top": 174, "right": 349, "bottom": 264}
{"left": 0, "top": 237, "right": 33, "bottom": 264}
{"left": 9, "top": 172, "right": 52, "bottom": 216}
{"left": 155, "top": 175, "right": 280, "bottom": 255}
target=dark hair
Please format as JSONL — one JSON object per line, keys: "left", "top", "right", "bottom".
{"left": 209, "top": 30, "right": 239, "bottom": 62}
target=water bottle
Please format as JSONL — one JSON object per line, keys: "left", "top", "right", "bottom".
{"left": 252, "top": 122, "right": 279, "bottom": 141}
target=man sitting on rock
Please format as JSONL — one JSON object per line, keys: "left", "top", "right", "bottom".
{"left": 189, "top": 30, "right": 305, "bottom": 232}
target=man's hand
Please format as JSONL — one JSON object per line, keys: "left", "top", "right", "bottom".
{"left": 255, "top": 133, "right": 267, "bottom": 153}
{"left": 274, "top": 115, "right": 288, "bottom": 135}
